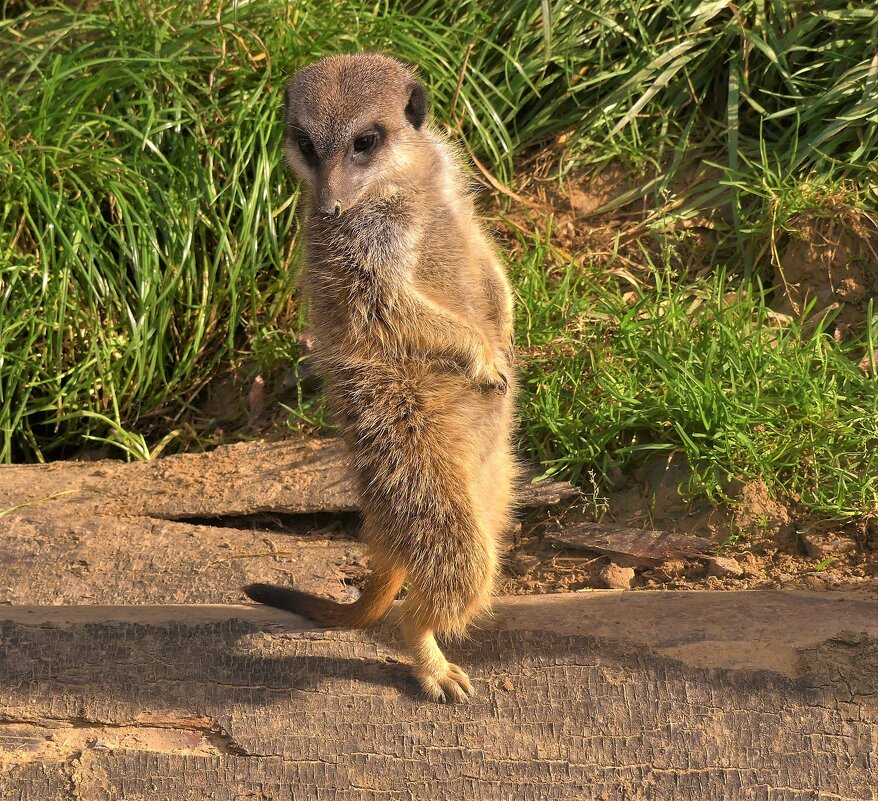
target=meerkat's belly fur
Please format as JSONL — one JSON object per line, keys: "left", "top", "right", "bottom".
{"left": 331, "top": 360, "right": 515, "bottom": 634}
{"left": 243, "top": 53, "right": 517, "bottom": 703}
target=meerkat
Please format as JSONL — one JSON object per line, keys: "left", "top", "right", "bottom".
{"left": 244, "top": 53, "right": 517, "bottom": 703}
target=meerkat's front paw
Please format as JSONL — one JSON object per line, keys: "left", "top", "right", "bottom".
{"left": 418, "top": 662, "right": 474, "bottom": 703}
{"left": 470, "top": 359, "right": 508, "bottom": 395}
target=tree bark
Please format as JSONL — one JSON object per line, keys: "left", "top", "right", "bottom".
{"left": 1, "top": 591, "right": 875, "bottom": 801}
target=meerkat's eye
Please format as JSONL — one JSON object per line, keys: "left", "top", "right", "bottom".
{"left": 297, "top": 134, "right": 318, "bottom": 165}
{"left": 353, "top": 131, "right": 378, "bottom": 155}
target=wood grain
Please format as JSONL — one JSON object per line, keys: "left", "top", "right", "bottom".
{"left": 0, "top": 591, "right": 875, "bottom": 800}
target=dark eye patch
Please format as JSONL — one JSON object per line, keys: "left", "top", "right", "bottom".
{"left": 297, "top": 134, "right": 318, "bottom": 166}
{"left": 353, "top": 131, "right": 378, "bottom": 155}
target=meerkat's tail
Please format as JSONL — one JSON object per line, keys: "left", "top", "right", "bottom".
{"left": 243, "top": 567, "right": 405, "bottom": 629}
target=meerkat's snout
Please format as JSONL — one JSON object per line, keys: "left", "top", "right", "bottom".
{"left": 314, "top": 155, "right": 369, "bottom": 218}
{"left": 318, "top": 195, "right": 342, "bottom": 219}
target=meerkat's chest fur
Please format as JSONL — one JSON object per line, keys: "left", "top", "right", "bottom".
{"left": 307, "top": 195, "right": 421, "bottom": 343}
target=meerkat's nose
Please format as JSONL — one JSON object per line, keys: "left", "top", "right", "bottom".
{"left": 319, "top": 199, "right": 342, "bottom": 219}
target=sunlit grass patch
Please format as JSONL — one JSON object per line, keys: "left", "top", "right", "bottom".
{"left": 514, "top": 230, "right": 878, "bottom": 516}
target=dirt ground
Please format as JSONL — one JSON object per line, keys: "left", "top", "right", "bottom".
{"left": 504, "top": 469, "right": 877, "bottom": 597}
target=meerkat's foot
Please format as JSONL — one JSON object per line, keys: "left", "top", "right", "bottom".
{"left": 418, "top": 661, "right": 474, "bottom": 704}
{"left": 404, "top": 621, "right": 475, "bottom": 703}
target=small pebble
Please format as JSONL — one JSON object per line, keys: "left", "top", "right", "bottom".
{"left": 706, "top": 556, "right": 744, "bottom": 578}
{"left": 599, "top": 563, "right": 635, "bottom": 590}
{"left": 801, "top": 574, "right": 827, "bottom": 591}
{"left": 90, "top": 739, "right": 114, "bottom": 751}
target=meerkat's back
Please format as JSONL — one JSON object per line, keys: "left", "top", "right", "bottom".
{"left": 244, "top": 53, "right": 517, "bottom": 702}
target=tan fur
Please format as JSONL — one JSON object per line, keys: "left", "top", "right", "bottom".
{"left": 245, "top": 54, "right": 517, "bottom": 703}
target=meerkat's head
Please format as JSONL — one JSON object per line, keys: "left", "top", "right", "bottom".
{"left": 283, "top": 54, "right": 429, "bottom": 219}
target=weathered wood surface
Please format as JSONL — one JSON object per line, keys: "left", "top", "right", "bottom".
{"left": 1, "top": 591, "right": 876, "bottom": 800}
{"left": 0, "top": 435, "right": 575, "bottom": 607}
{"left": 548, "top": 522, "right": 716, "bottom": 565}
{"left": 0, "top": 436, "right": 578, "bottom": 520}
{"left": 0, "top": 438, "right": 357, "bottom": 519}
{"left": 0, "top": 511, "right": 363, "bottom": 605}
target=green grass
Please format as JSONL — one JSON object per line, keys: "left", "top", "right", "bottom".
{"left": 513, "top": 228, "right": 878, "bottom": 516}
{"left": 1, "top": 0, "right": 877, "bottom": 517}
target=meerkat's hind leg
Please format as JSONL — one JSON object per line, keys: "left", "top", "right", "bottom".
{"left": 401, "top": 617, "right": 475, "bottom": 703}
{"left": 399, "top": 537, "right": 497, "bottom": 703}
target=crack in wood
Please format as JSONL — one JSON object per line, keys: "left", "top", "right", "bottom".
{"left": 0, "top": 713, "right": 249, "bottom": 765}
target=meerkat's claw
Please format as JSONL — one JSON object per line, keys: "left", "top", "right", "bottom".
{"left": 486, "top": 370, "right": 508, "bottom": 396}
{"left": 420, "top": 663, "right": 474, "bottom": 703}
{"left": 446, "top": 663, "right": 475, "bottom": 695}
{"left": 503, "top": 330, "right": 516, "bottom": 363}
{"left": 472, "top": 359, "right": 508, "bottom": 395}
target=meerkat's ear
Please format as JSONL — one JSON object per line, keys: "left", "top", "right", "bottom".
{"left": 405, "top": 82, "right": 428, "bottom": 129}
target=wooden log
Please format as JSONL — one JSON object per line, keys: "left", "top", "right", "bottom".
{"left": 0, "top": 436, "right": 578, "bottom": 519}
{"left": 0, "top": 591, "right": 875, "bottom": 800}
{"left": 0, "top": 512, "right": 364, "bottom": 605}
{"left": 0, "top": 438, "right": 357, "bottom": 518}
